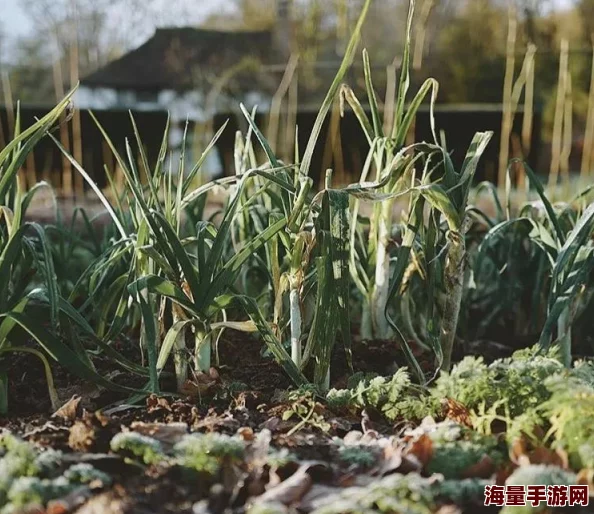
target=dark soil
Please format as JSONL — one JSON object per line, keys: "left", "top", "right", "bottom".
{"left": 0, "top": 333, "right": 552, "bottom": 514}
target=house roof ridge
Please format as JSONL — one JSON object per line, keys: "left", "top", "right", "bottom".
{"left": 154, "top": 26, "right": 273, "bottom": 35}
{"left": 81, "top": 25, "right": 277, "bottom": 91}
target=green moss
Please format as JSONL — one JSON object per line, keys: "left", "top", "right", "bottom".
{"left": 501, "top": 465, "right": 577, "bottom": 514}
{"left": 6, "top": 476, "right": 75, "bottom": 508}
{"left": 174, "top": 433, "right": 245, "bottom": 475}
{"left": 433, "top": 478, "right": 490, "bottom": 504}
{"left": 308, "top": 473, "right": 436, "bottom": 514}
{"left": 336, "top": 444, "right": 377, "bottom": 469}
{"left": 110, "top": 432, "right": 166, "bottom": 465}
{"left": 423, "top": 422, "right": 505, "bottom": 479}
{"left": 427, "top": 440, "right": 496, "bottom": 479}
{"left": 64, "top": 463, "right": 112, "bottom": 485}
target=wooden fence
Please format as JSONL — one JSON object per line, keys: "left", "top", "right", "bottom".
{"left": 0, "top": 104, "right": 542, "bottom": 196}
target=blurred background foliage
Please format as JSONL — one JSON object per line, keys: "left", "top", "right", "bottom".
{"left": 0, "top": 1, "right": 592, "bottom": 102}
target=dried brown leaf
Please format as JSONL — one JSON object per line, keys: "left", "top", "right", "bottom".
{"left": 146, "top": 395, "right": 172, "bottom": 413}
{"left": 461, "top": 454, "right": 495, "bottom": 479}
{"left": 237, "top": 426, "right": 255, "bottom": 441}
{"left": 378, "top": 444, "right": 403, "bottom": 476}
{"left": 181, "top": 373, "right": 218, "bottom": 399}
{"left": 528, "top": 446, "right": 569, "bottom": 469}
{"left": 46, "top": 486, "right": 93, "bottom": 514}
{"left": 406, "top": 433, "right": 433, "bottom": 468}
{"left": 52, "top": 395, "right": 82, "bottom": 421}
{"left": 255, "top": 465, "right": 313, "bottom": 505}
{"left": 577, "top": 468, "right": 594, "bottom": 488}
{"left": 130, "top": 421, "right": 188, "bottom": 450}
{"left": 441, "top": 398, "right": 472, "bottom": 428}
{"left": 509, "top": 437, "right": 529, "bottom": 466}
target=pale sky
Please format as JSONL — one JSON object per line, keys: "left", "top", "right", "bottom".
{"left": 1, "top": 0, "right": 221, "bottom": 38}
{"left": 1, "top": 0, "right": 578, "bottom": 39}
{"left": 3, "top": 0, "right": 32, "bottom": 37}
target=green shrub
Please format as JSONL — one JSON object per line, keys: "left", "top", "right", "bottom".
{"left": 502, "top": 465, "right": 577, "bottom": 514}
{"left": 434, "top": 478, "right": 490, "bottom": 504}
{"left": 326, "top": 368, "right": 438, "bottom": 422}
{"left": 422, "top": 421, "right": 505, "bottom": 479}
{"left": 110, "top": 432, "right": 166, "bottom": 465}
{"left": 432, "top": 348, "right": 564, "bottom": 418}
{"left": 6, "top": 476, "right": 74, "bottom": 509}
{"left": 63, "top": 463, "right": 112, "bottom": 485}
{"left": 308, "top": 473, "right": 436, "bottom": 514}
{"left": 174, "top": 433, "right": 245, "bottom": 475}
{"left": 542, "top": 375, "right": 594, "bottom": 468}
{"left": 335, "top": 442, "right": 378, "bottom": 470}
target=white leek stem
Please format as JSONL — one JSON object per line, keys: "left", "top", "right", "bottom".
{"left": 195, "top": 326, "right": 212, "bottom": 372}
{"left": 360, "top": 298, "right": 372, "bottom": 340}
{"left": 557, "top": 307, "right": 572, "bottom": 367}
{"left": 372, "top": 199, "right": 393, "bottom": 338}
{"left": 172, "top": 310, "right": 188, "bottom": 391}
{"left": 290, "top": 286, "right": 302, "bottom": 367}
{"left": 441, "top": 231, "right": 465, "bottom": 371}
{"left": 323, "top": 368, "right": 330, "bottom": 392}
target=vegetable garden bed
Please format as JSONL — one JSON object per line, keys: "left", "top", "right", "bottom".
{"left": 2, "top": 0, "right": 594, "bottom": 512}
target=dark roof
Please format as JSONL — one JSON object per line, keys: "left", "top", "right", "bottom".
{"left": 82, "top": 28, "right": 277, "bottom": 92}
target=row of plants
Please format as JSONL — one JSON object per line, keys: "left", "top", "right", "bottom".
{"left": 3, "top": 344, "right": 594, "bottom": 513}
{"left": 1, "top": 0, "right": 593, "bottom": 413}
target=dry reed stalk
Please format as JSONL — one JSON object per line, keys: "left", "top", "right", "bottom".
{"left": 1, "top": 72, "right": 14, "bottom": 139}
{"left": 267, "top": 54, "right": 299, "bottom": 154}
{"left": 283, "top": 71, "right": 298, "bottom": 163}
{"left": 321, "top": 98, "right": 344, "bottom": 185}
{"left": 498, "top": 6, "right": 517, "bottom": 188}
{"left": 549, "top": 39, "right": 569, "bottom": 190}
{"left": 1, "top": 72, "right": 36, "bottom": 187}
{"left": 335, "top": 0, "right": 349, "bottom": 56}
{"left": 25, "top": 152, "right": 37, "bottom": 189}
{"left": 519, "top": 44, "right": 535, "bottom": 196}
{"left": 413, "top": 0, "right": 434, "bottom": 70}
{"left": 581, "top": 37, "right": 594, "bottom": 179}
{"left": 69, "top": 29, "right": 84, "bottom": 198}
{"left": 383, "top": 59, "right": 397, "bottom": 135}
{"left": 0, "top": 114, "right": 5, "bottom": 151}
{"left": 560, "top": 73, "right": 573, "bottom": 195}
{"left": 508, "top": 44, "right": 536, "bottom": 193}
{"left": 100, "top": 141, "right": 113, "bottom": 199}
{"left": 53, "top": 56, "right": 73, "bottom": 196}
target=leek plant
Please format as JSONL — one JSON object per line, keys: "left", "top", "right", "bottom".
{"left": 417, "top": 133, "right": 494, "bottom": 370}
{"left": 236, "top": 0, "right": 372, "bottom": 387}
{"left": 6, "top": 0, "right": 588, "bottom": 407}
{"left": 473, "top": 162, "right": 594, "bottom": 367}
{"left": 0, "top": 93, "right": 137, "bottom": 413}
{"left": 56, "top": 110, "right": 312, "bottom": 391}
{"left": 57, "top": 111, "right": 252, "bottom": 391}
{"left": 241, "top": 0, "right": 494, "bottom": 380}
{"left": 336, "top": 0, "right": 493, "bottom": 374}
{"left": 341, "top": 0, "right": 439, "bottom": 340}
